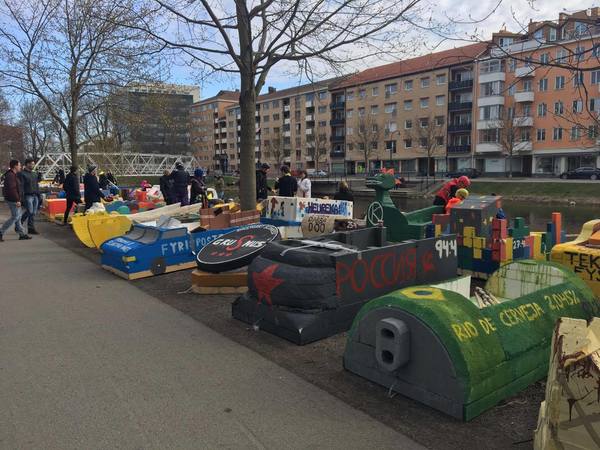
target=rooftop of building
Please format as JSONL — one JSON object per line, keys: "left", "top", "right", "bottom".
{"left": 193, "top": 90, "right": 240, "bottom": 106}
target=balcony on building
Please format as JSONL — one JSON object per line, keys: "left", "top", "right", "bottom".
{"left": 449, "top": 79, "right": 474, "bottom": 91}
{"left": 514, "top": 91, "right": 534, "bottom": 103}
{"left": 477, "top": 96, "right": 504, "bottom": 107}
{"left": 447, "top": 144, "right": 472, "bottom": 154}
{"left": 283, "top": 105, "right": 290, "bottom": 112}
{"left": 305, "top": 100, "right": 313, "bottom": 108}
{"left": 476, "top": 142, "right": 502, "bottom": 153}
{"left": 283, "top": 130, "right": 291, "bottom": 137}
{"left": 330, "top": 101, "right": 345, "bottom": 110}
{"left": 515, "top": 66, "right": 535, "bottom": 78}
{"left": 513, "top": 116, "right": 534, "bottom": 127}
{"left": 283, "top": 118, "right": 290, "bottom": 125}
{"left": 330, "top": 150, "right": 345, "bottom": 158}
{"left": 448, "top": 101, "right": 472, "bottom": 111}
{"left": 214, "top": 117, "right": 219, "bottom": 124}
{"left": 477, "top": 120, "right": 499, "bottom": 130}
{"left": 478, "top": 72, "right": 505, "bottom": 83}
{"left": 305, "top": 128, "right": 313, "bottom": 135}
{"left": 447, "top": 123, "right": 472, "bottom": 132}
{"left": 330, "top": 135, "right": 344, "bottom": 142}
{"left": 330, "top": 118, "right": 345, "bottom": 126}
{"left": 514, "top": 140, "right": 533, "bottom": 152}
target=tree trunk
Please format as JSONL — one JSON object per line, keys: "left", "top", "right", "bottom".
{"left": 238, "top": 72, "right": 257, "bottom": 211}
{"left": 68, "top": 129, "right": 78, "bottom": 167}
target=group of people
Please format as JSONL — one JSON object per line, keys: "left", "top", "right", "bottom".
{"left": 433, "top": 175, "right": 471, "bottom": 212}
{"left": 1, "top": 158, "right": 41, "bottom": 241}
{"left": 159, "top": 163, "right": 223, "bottom": 207}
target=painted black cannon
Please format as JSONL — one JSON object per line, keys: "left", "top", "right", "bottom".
{"left": 232, "top": 227, "right": 458, "bottom": 344}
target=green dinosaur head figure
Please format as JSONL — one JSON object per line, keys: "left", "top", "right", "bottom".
{"left": 366, "top": 172, "right": 396, "bottom": 191}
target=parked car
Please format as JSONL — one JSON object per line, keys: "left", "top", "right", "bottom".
{"left": 559, "top": 167, "right": 600, "bottom": 180}
{"left": 445, "top": 168, "right": 481, "bottom": 179}
{"left": 315, "top": 170, "right": 328, "bottom": 177}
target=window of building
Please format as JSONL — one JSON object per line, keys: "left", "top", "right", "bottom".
{"left": 318, "top": 105, "right": 326, "bottom": 113}
{"left": 420, "top": 97, "right": 429, "bottom": 108}
{"left": 555, "top": 76, "right": 565, "bottom": 90}
{"left": 575, "top": 46, "right": 586, "bottom": 62}
{"left": 553, "top": 127, "right": 563, "bottom": 140}
{"left": 372, "top": 124, "right": 378, "bottom": 132}
{"left": 479, "top": 104, "right": 502, "bottom": 120}
{"left": 419, "top": 137, "right": 428, "bottom": 148}
{"left": 435, "top": 95, "right": 445, "bottom": 106}
{"left": 508, "top": 84, "right": 516, "bottom": 95}
{"left": 404, "top": 139, "right": 412, "bottom": 148}
{"left": 386, "top": 121, "right": 398, "bottom": 132}
{"left": 346, "top": 109, "right": 353, "bottom": 118}
{"left": 538, "top": 78, "right": 548, "bottom": 91}
{"left": 318, "top": 120, "right": 326, "bottom": 127}
{"left": 590, "top": 98, "right": 600, "bottom": 112}
{"left": 479, "top": 128, "right": 500, "bottom": 143}
{"left": 318, "top": 91, "right": 327, "bottom": 100}
{"left": 273, "top": 113, "right": 280, "bottom": 120}
{"left": 372, "top": 87, "right": 379, "bottom": 96}
{"left": 507, "top": 59, "right": 516, "bottom": 72}
{"left": 556, "top": 49, "right": 568, "bottom": 63}
{"left": 536, "top": 129, "right": 546, "bottom": 141}
{"left": 305, "top": 93, "right": 314, "bottom": 101}
{"left": 436, "top": 136, "right": 444, "bottom": 146}
{"left": 404, "top": 119, "right": 412, "bottom": 129}
{"left": 436, "top": 74, "right": 447, "bottom": 85}
{"left": 358, "top": 107, "right": 365, "bottom": 117}
{"left": 403, "top": 80, "right": 413, "bottom": 91}
{"left": 371, "top": 105, "right": 379, "bottom": 115}
{"left": 549, "top": 28, "right": 557, "bottom": 41}
{"left": 346, "top": 143, "right": 353, "bottom": 151}
{"left": 295, "top": 137, "right": 301, "bottom": 145}
{"left": 575, "top": 21, "right": 589, "bottom": 37}
{"left": 479, "top": 59, "right": 503, "bottom": 74}
{"left": 346, "top": 90, "right": 354, "bottom": 100}
{"left": 589, "top": 125, "right": 599, "bottom": 139}
{"left": 358, "top": 142, "right": 365, "bottom": 151}
{"left": 540, "top": 53, "right": 550, "bottom": 65}
{"left": 385, "top": 140, "right": 397, "bottom": 153}
{"left": 522, "top": 79, "right": 533, "bottom": 92}
{"left": 420, "top": 117, "right": 429, "bottom": 128}
{"left": 435, "top": 115, "right": 444, "bottom": 126}
{"left": 262, "top": 115, "right": 269, "bottom": 122}
{"left": 384, "top": 102, "right": 397, "bottom": 114}
{"left": 592, "top": 71, "right": 600, "bottom": 85}
{"left": 263, "top": 103, "right": 269, "bottom": 110}
{"left": 359, "top": 88, "right": 366, "bottom": 99}
{"left": 371, "top": 141, "right": 378, "bottom": 150}
{"left": 573, "top": 99, "right": 583, "bottom": 113}
{"left": 404, "top": 100, "right": 413, "bottom": 111}
{"left": 420, "top": 77, "right": 430, "bottom": 88}
{"left": 554, "top": 101, "right": 564, "bottom": 115}
{"left": 272, "top": 100, "right": 279, "bottom": 108}
{"left": 346, "top": 127, "right": 353, "bottom": 136}
{"left": 537, "top": 103, "right": 547, "bottom": 117}
{"left": 571, "top": 126, "right": 582, "bottom": 140}
{"left": 481, "top": 80, "right": 504, "bottom": 97}
{"left": 499, "top": 37, "right": 514, "bottom": 47}
{"left": 385, "top": 83, "right": 397, "bottom": 96}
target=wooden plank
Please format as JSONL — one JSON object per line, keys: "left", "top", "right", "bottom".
{"left": 191, "top": 269, "right": 247, "bottom": 287}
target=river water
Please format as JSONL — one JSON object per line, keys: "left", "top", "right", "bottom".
{"left": 353, "top": 197, "right": 599, "bottom": 235}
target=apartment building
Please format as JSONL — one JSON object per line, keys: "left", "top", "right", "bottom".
{"left": 222, "top": 80, "right": 338, "bottom": 172}
{"left": 474, "top": 8, "right": 600, "bottom": 175}
{"left": 190, "top": 90, "right": 239, "bottom": 172}
{"left": 332, "top": 43, "right": 487, "bottom": 175}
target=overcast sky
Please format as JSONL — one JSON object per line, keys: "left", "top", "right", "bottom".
{"left": 179, "top": 1, "right": 599, "bottom": 100}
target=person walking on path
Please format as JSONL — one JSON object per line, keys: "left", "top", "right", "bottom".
{"left": 333, "top": 180, "right": 354, "bottom": 201}
{"left": 274, "top": 165, "right": 297, "bottom": 197}
{"left": 0, "top": 159, "right": 31, "bottom": 241}
{"left": 297, "top": 170, "right": 311, "bottom": 198}
{"left": 19, "top": 158, "right": 41, "bottom": 234}
{"left": 53, "top": 169, "right": 65, "bottom": 186}
{"left": 433, "top": 175, "right": 470, "bottom": 207}
{"left": 159, "top": 169, "right": 175, "bottom": 204}
{"left": 256, "top": 163, "right": 272, "bottom": 202}
{"left": 170, "top": 162, "right": 190, "bottom": 205}
{"left": 63, "top": 166, "right": 81, "bottom": 224}
{"left": 83, "top": 165, "right": 105, "bottom": 211}
{"left": 214, "top": 175, "right": 225, "bottom": 199}
{"left": 190, "top": 168, "right": 206, "bottom": 206}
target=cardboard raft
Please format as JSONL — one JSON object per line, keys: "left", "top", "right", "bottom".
{"left": 344, "top": 260, "right": 599, "bottom": 421}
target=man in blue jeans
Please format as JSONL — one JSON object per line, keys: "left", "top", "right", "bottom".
{"left": 1, "top": 159, "right": 31, "bottom": 241}
{"left": 19, "top": 158, "right": 40, "bottom": 234}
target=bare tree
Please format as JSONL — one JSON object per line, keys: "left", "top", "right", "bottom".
{"left": 489, "top": 112, "right": 533, "bottom": 178}
{"left": 0, "top": 0, "right": 160, "bottom": 163}
{"left": 351, "top": 109, "right": 382, "bottom": 172}
{"left": 307, "top": 132, "right": 328, "bottom": 172}
{"left": 0, "top": 89, "right": 10, "bottom": 124}
{"left": 18, "top": 99, "right": 57, "bottom": 159}
{"left": 134, "top": 0, "right": 436, "bottom": 210}
{"left": 265, "top": 128, "right": 288, "bottom": 167}
{"left": 407, "top": 115, "right": 445, "bottom": 184}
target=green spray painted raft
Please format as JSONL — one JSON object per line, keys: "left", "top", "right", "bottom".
{"left": 343, "top": 260, "right": 600, "bottom": 421}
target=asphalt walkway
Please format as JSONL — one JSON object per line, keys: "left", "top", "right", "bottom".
{"left": 0, "top": 223, "right": 421, "bottom": 449}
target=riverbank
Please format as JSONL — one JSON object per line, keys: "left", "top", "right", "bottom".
{"left": 468, "top": 181, "right": 600, "bottom": 205}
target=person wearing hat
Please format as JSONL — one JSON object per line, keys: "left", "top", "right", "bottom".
{"left": 190, "top": 168, "right": 206, "bottom": 206}
{"left": 159, "top": 169, "right": 175, "bottom": 204}
{"left": 170, "top": 162, "right": 191, "bottom": 205}
{"left": 433, "top": 175, "right": 471, "bottom": 207}
{"left": 256, "top": 162, "right": 272, "bottom": 201}
{"left": 63, "top": 165, "right": 81, "bottom": 223}
{"left": 445, "top": 188, "right": 469, "bottom": 212}
{"left": 98, "top": 170, "right": 109, "bottom": 189}
{"left": 83, "top": 165, "right": 105, "bottom": 211}
{"left": 274, "top": 165, "right": 297, "bottom": 197}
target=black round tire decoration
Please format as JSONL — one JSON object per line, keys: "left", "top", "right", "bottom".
{"left": 150, "top": 257, "right": 166, "bottom": 275}
{"left": 196, "top": 224, "right": 280, "bottom": 273}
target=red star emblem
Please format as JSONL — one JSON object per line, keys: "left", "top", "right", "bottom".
{"left": 252, "top": 264, "right": 284, "bottom": 306}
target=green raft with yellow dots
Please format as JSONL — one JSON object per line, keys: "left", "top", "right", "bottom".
{"left": 343, "top": 260, "right": 599, "bottom": 421}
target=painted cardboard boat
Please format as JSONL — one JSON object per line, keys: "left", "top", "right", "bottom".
{"left": 232, "top": 227, "right": 458, "bottom": 344}
{"left": 100, "top": 222, "right": 238, "bottom": 280}
{"left": 534, "top": 317, "right": 600, "bottom": 449}
{"left": 262, "top": 196, "right": 353, "bottom": 238}
{"left": 343, "top": 260, "right": 598, "bottom": 421}
{"left": 551, "top": 219, "right": 600, "bottom": 297}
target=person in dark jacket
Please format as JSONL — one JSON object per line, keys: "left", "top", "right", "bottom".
{"left": 190, "top": 168, "right": 206, "bottom": 206}
{"left": 1, "top": 159, "right": 30, "bottom": 241}
{"left": 63, "top": 166, "right": 81, "bottom": 224}
{"left": 18, "top": 158, "right": 41, "bottom": 234}
{"left": 106, "top": 171, "right": 117, "bottom": 185}
{"left": 83, "top": 165, "right": 105, "bottom": 211}
{"left": 159, "top": 169, "right": 175, "bottom": 204}
{"left": 274, "top": 165, "right": 297, "bottom": 197}
{"left": 170, "top": 162, "right": 190, "bottom": 205}
{"left": 333, "top": 180, "right": 354, "bottom": 201}
{"left": 98, "top": 171, "right": 109, "bottom": 189}
{"left": 256, "top": 163, "right": 271, "bottom": 201}
{"left": 53, "top": 169, "right": 65, "bottom": 185}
